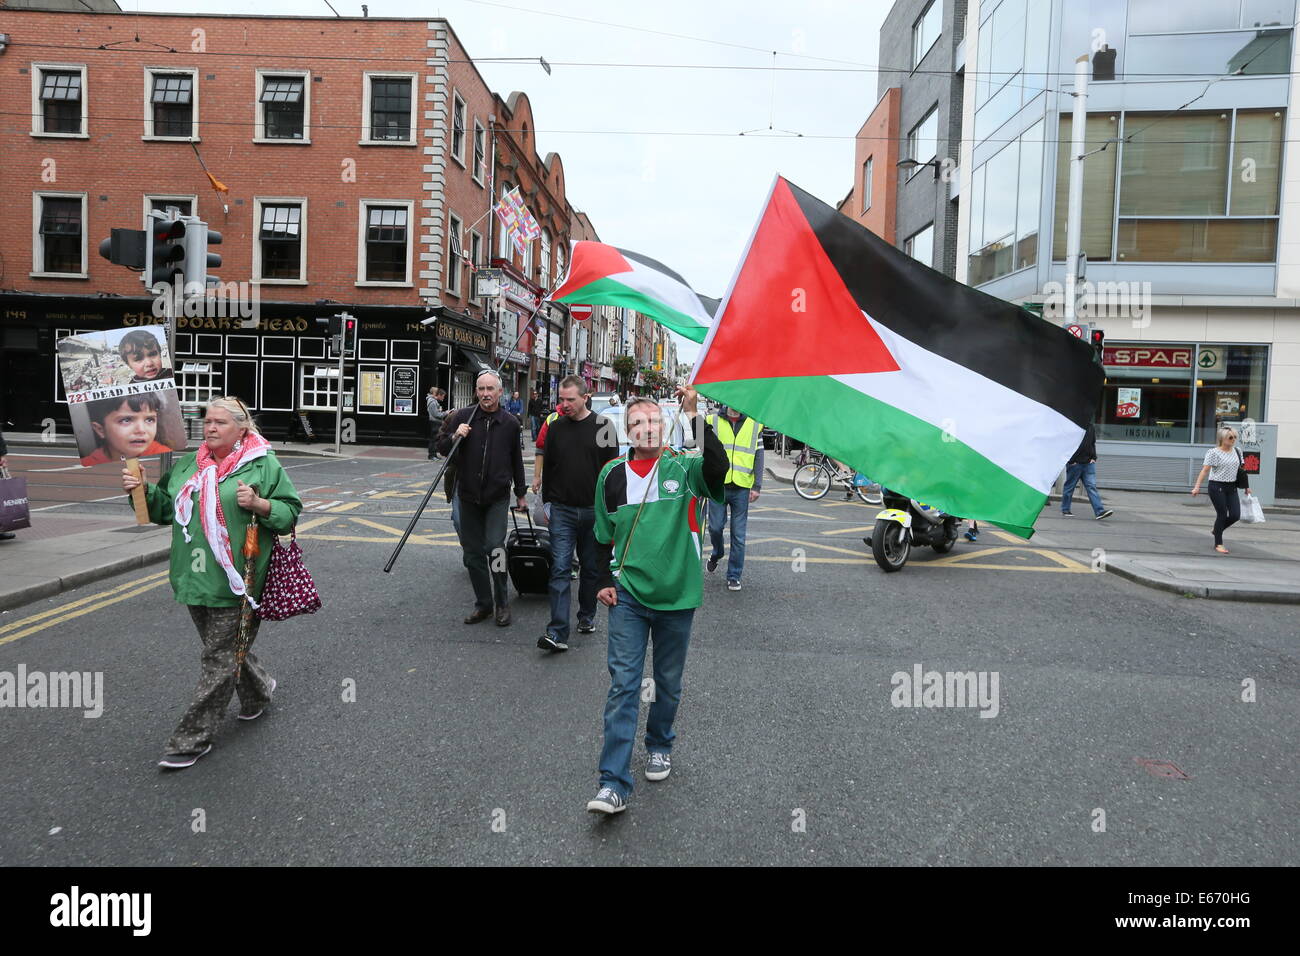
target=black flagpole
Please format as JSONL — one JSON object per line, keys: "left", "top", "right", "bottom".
{"left": 383, "top": 297, "right": 550, "bottom": 574}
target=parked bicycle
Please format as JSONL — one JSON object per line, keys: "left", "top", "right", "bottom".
{"left": 792, "top": 455, "right": 882, "bottom": 504}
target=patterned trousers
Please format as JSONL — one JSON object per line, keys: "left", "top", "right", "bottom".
{"left": 165, "top": 605, "right": 273, "bottom": 756}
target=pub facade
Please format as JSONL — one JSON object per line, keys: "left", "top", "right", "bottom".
{"left": 0, "top": 293, "right": 496, "bottom": 446}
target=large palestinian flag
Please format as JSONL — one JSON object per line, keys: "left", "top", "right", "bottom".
{"left": 551, "top": 240, "right": 715, "bottom": 343}
{"left": 691, "top": 177, "right": 1102, "bottom": 538}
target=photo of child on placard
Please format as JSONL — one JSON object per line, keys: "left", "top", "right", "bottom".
{"left": 57, "top": 327, "right": 187, "bottom": 466}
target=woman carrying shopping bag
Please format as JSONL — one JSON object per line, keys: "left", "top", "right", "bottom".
{"left": 122, "top": 396, "right": 302, "bottom": 769}
{"left": 1190, "top": 425, "right": 1252, "bottom": 555}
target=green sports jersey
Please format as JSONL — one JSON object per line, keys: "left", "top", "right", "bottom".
{"left": 594, "top": 425, "right": 726, "bottom": 610}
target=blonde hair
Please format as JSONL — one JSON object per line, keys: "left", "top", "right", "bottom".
{"left": 1216, "top": 425, "right": 1237, "bottom": 449}
{"left": 205, "top": 396, "right": 261, "bottom": 435}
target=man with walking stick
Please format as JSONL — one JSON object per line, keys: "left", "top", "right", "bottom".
{"left": 437, "top": 370, "right": 527, "bottom": 626}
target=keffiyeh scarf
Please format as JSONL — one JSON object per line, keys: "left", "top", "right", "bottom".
{"left": 174, "top": 432, "right": 272, "bottom": 606}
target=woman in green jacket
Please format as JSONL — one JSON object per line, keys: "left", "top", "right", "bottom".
{"left": 122, "top": 396, "right": 302, "bottom": 769}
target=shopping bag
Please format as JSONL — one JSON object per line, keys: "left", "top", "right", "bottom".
{"left": 1241, "top": 495, "right": 1266, "bottom": 524}
{"left": 531, "top": 492, "right": 550, "bottom": 529}
{"left": 0, "top": 469, "right": 31, "bottom": 532}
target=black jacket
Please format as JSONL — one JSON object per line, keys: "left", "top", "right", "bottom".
{"left": 1069, "top": 425, "right": 1097, "bottom": 465}
{"left": 0, "top": 428, "right": 7, "bottom": 458}
{"left": 436, "top": 404, "right": 527, "bottom": 505}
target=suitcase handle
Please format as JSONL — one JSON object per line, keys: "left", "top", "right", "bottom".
{"left": 509, "top": 504, "right": 535, "bottom": 533}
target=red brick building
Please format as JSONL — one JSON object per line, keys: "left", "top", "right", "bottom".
{"left": 0, "top": 10, "right": 516, "bottom": 441}
{"left": 487, "top": 90, "right": 573, "bottom": 405}
{"left": 843, "top": 88, "right": 900, "bottom": 242}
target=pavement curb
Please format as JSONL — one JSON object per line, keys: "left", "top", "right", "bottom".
{"left": 764, "top": 464, "right": 1299, "bottom": 604}
{"left": 0, "top": 546, "right": 171, "bottom": 614}
{"left": 1101, "top": 562, "right": 1300, "bottom": 604}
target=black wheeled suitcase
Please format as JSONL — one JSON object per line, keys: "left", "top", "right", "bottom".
{"left": 506, "top": 507, "right": 551, "bottom": 595}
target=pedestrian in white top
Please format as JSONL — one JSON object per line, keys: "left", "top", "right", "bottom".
{"left": 1190, "top": 426, "right": 1252, "bottom": 554}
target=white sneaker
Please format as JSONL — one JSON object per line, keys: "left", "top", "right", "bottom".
{"left": 645, "top": 752, "right": 672, "bottom": 781}
{"left": 586, "top": 787, "right": 627, "bottom": 814}
{"left": 238, "top": 677, "right": 277, "bottom": 720}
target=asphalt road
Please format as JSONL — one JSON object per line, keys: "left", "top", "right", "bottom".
{"left": 1, "top": 451, "right": 1297, "bottom": 865}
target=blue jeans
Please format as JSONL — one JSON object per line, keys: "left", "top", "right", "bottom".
{"left": 1062, "top": 462, "right": 1104, "bottom": 516}
{"left": 547, "top": 503, "right": 600, "bottom": 641}
{"left": 709, "top": 486, "right": 751, "bottom": 581}
{"left": 598, "top": 586, "right": 695, "bottom": 799}
{"left": 456, "top": 495, "right": 509, "bottom": 612}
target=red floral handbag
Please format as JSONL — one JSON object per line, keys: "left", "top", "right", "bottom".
{"left": 257, "top": 526, "right": 322, "bottom": 621}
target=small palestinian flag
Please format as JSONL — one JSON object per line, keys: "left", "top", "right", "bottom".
{"left": 551, "top": 241, "right": 715, "bottom": 343}
{"left": 691, "top": 177, "right": 1102, "bottom": 537}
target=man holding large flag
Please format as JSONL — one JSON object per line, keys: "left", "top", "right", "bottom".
{"left": 585, "top": 386, "right": 726, "bottom": 815}
{"left": 690, "top": 177, "right": 1102, "bottom": 538}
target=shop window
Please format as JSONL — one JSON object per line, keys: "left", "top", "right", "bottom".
{"left": 225, "top": 360, "right": 259, "bottom": 408}
{"left": 194, "top": 333, "right": 222, "bottom": 356}
{"left": 226, "top": 335, "right": 258, "bottom": 357}
{"left": 301, "top": 363, "right": 354, "bottom": 411}
{"left": 391, "top": 339, "right": 420, "bottom": 362}
{"left": 174, "top": 333, "right": 193, "bottom": 354}
{"left": 1096, "top": 343, "right": 1195, "bottom": 442}
{"left": 298, "top": 337, "right": 326, "bottom": 359}
{"left": 260, "top": 361, "right": 295, "bottom": 412}
{"left": 1192, "top": 345, "right": 1269, "bottom": 444}
{"left": 176, "top": 361, "right": 222, "bottom": 405}
{"left": 358, "top": 365, "right": 386, "bottom": 414}
{"left": 358, "top": 339, "right": 386, "bottom": 361}
{"left": 262, "top": 337, "right": 295, "bottom": 358}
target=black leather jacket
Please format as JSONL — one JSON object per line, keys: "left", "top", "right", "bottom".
{"left": 436, "top": 404, "right": 526, "bottom": 504}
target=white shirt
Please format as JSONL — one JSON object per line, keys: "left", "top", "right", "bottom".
{"left": 1202, "top": 447, "right": 1241, "bottom": 483}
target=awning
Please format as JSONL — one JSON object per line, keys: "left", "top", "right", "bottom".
{"left": 456, "top": 347, "right": 494, "bottom": 378}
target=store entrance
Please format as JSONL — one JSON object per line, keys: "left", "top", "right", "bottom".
{"left": 1, "top": 348, "right": 46, "bottom": 432}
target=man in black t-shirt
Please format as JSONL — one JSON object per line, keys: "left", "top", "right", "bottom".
{"left": 535, "top": 375, "right": 619, "bottom": 652}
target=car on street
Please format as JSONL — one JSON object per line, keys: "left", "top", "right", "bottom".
{"left": 590, "top": 392, "right": 620, "bottom": 414}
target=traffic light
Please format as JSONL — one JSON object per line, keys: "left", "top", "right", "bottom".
{"left": 98, "top": 228, "right": 146, "bottom": 269}
{"left": 181, "top": 219, "right": 222, "bottom": 294}
{"left": 342, "top": 314, "right": 358, "bottom": 355}
{"left": 145, "top": 210, "right": 187, "bottom": 291}
{"left": 1090, "top": 328, "right": 1105, "bottom": 363}
{"left": 323, "top": 314, "right": 344, "bottom": 356}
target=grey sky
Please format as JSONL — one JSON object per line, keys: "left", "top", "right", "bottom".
{"left": 146, "top": 0, "right": 894, "bottom": 361}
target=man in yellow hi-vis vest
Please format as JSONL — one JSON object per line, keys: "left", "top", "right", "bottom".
{"left": 703, "top": 405, "right": 764, "bottom": 591}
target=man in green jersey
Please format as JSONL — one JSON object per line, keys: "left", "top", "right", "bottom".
{"left": 586, "top": 386, "right": 726, "bottom": 815}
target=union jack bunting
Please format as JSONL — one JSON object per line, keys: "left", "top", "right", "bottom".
{"left": 493, "top": 186, "right": 541, "bottom": 256}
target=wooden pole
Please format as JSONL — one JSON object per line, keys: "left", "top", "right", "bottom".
{"left": 124, "top": 458, "right": 150, "bottom": 525}
{"left": 235, "top": 486, "right": 261, "bottom": 679}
